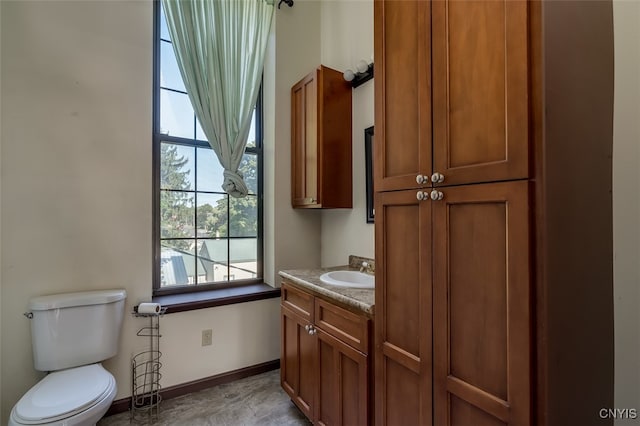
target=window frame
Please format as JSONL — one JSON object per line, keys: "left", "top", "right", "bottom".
{"left": 152, "top": 0, "right": 264, "bottom": 296}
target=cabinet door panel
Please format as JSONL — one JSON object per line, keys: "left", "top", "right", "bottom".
{"left": 432, "top": 181, "right": 531, "bottom": 426}
{"left": 374, "top": 0, "right": 431, "bottom": 192}
{"left": 304, "top": 76, "right": 318, "bottom": 203}
{"left": 291, "top": 79, "right": 305, "bottom": 205}
{"left": 384, "top": 358, "right": 421, "bottom": 426}
{"left": 318, "top": 66, "right": 353, "bottom": 209}
{"left": 318, "top": 337, "right": 337, "bottom": 426}
{"left": 291, "top": 73, "right": 318, "bottom": 206}
{"left": 317, "top": 330, "right": 369, "bottom": 426}
{"left": 374, "top": 189, "right": 432, "bottom": 425}
{"left": 450, "top": 396, "right": 507, "bottom": 426}
{"left": 281, "top": 306, "right": 315, "bottom": 420}
{"left": 432, "top": 0, "right": 529, "bottom": 185}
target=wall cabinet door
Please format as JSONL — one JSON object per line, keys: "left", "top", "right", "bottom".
{"left": 291, "top": 66, "right": 352, "bottom": 208}
{"left": 431, "top": 0, "right": 529, "bottom": 186}
{"left": 281, "top": 306, "right": 316, "bottom": 420}
{"left": 374, "top": 0, "right": 432, "bottom": 193}
{"left": 291, "top": 73, "right": 319, "bottom": 207}
{"left": 317, "top": 329, "right": 369, "bottom": 426}
{"left": 432, "top": 181, "right": 531, "bottom": 425}
{"left": 374, "top": 189, "right": 432, "bottom": 426}
{"left": 374, "top": 0, "right": 529, "bottom": 192}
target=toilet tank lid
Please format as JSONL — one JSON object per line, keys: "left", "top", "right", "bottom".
{"left": 28, "top": 289, "right": 126, "bottom": 311}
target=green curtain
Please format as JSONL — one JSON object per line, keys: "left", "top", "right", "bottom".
{"left": 162, "top": 0, "right": 274, "bottom": 198}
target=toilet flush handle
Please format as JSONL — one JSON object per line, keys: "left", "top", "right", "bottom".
{"left": 23, "top": 312, "right": 33, "bottom": 319}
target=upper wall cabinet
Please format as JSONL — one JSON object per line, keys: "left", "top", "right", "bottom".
{"left": 291, "top": 65, "right": 352, "bottom": 209}
{"left": 374, "top": 0, "right": 529, "bottom": 192}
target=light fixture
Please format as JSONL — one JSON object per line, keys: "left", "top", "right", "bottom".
{"left": 343, "top": 60, "right": 374, "bottom": 88}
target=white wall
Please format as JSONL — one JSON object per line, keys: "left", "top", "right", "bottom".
{"left": 0, "top": 0, "right": 3, "bottom": 412}
{"left": 0, "top": 1, "right": 281, "bottom": 422}
{"left": 266, "top": 0, "right": 376, "bottom": 275}
{"left": 266, "top": 0, "right": 376, "bottom": 273}
{"left": 157, "top": 300, "right": 280, "bottom": 387}
{"left": 0, "top": 3, "right": 153, "bottom": 417}
{"left": 613, "top": 0, "right": 640, "bottom": 416}
{"left": 265, "top": 0, "right": 323, "bottom": 286}
{"left": 320, "top": 0, "right": 375, "bottom": 267}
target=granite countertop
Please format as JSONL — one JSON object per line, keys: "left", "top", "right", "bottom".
{"left": 278, "top": 266, "right": 375, "bottom": 316}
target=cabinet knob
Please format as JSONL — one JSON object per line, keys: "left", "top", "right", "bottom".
{"left": 416, "top": 174, "right": 429, "bottom": 185}
{"left": 431, "top": 172, "right": 445, "bottom": 184}
{"left": 309, "top": 327, "right": 317, "bottom": 335}
{"left": 305, "top": 324, "right": 310, "bottom": 332}
{"left": 430, "top": 190, "right": 444, "bottom": 201}
{"left": 416, "top": 191, "right": 428, "bottom": 201}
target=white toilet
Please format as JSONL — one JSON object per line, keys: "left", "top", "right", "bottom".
{"left": 9, "top": 289, "right": 126, "bottom": 426}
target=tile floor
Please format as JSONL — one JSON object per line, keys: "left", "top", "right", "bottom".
{"left": 98, "top": 369, "right": 311, "bottom": 426}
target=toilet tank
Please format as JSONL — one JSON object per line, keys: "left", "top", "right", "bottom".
{"left": 28, "top": 289, "right": 126, "bottom": 371}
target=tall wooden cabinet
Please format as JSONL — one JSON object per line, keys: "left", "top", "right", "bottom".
{"left": 291, "top": 65, "right": 352, "bottom": 209}
{"left": 374, "top": 1, "right": 615, "bottom": 425}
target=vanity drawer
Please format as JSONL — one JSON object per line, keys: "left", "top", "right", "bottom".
{"left": 281, "top": 282, "right": 313, "bottom": 321}
{"left": 315, "top": 298, "right": 370, "bottom": 354}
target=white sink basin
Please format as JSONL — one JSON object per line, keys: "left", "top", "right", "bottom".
{"left": 319, "top": 270, "right": 374, "bottom": 289}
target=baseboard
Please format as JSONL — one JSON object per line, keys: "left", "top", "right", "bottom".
{"left": 104, "top": 359, "right": 280, "bottom": 417}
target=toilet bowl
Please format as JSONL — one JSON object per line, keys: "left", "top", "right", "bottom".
{"left": 9, "top": 364, "right": 116, "bottom": 426}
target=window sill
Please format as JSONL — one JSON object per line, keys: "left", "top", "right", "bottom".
{"left": 152, "top": 283, "right": 281, "bottom": 314}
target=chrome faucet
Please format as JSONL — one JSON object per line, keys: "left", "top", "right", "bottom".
{"left": 360, "top": 261, "right": 374, "bottom": 274}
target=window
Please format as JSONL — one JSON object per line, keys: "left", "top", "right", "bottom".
{"left": 153, "top": 2, "right": 263, "bottom": 294}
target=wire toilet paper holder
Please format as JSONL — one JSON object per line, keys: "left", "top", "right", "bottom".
{"left": 131, "top": 305, "right": 166, "bottom": 423}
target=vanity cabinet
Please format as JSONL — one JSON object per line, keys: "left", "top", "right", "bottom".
{"left": 374, "top": 1, "right": 614, "bottom": 425}
{"left": 280, "top": 281, "right": 371, "bottom": 425}
{"left": 291, "top": 65, "right": 352, "bottom": 209}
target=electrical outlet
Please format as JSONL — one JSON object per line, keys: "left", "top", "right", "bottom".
{"left": 202, "top": 329, "right": 212, "bottom": 346}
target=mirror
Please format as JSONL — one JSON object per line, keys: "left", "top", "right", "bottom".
{"left": 365, "top": 126, "right": 374, "bottom": 223}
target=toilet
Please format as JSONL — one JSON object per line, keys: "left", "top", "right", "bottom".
{"left": 9, "top": 289, "right": 126, "bottom": 426}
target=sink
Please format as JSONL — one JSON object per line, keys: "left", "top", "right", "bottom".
{"left": 319, "top": 270, "right": 374, "bottom": 289}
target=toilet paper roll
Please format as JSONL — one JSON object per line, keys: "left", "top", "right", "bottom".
{"left": 138, "top": 302, "right": 161, "bottom": 314}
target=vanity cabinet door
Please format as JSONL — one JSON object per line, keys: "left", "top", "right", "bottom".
{"left": 281, "top": 306, "right": 316, "bottom": 420}
{"left": 317, "top": 329, "right": 369, "bottom": 426}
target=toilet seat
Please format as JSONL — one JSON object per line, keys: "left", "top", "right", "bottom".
{"left": 13, "top": 364, "right": 114, "bottom": 424}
